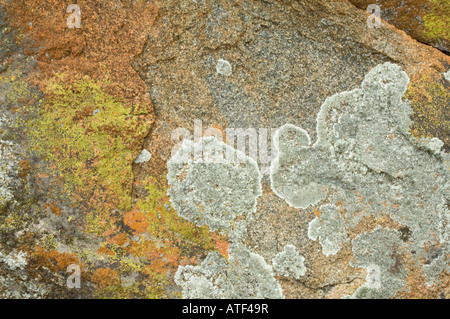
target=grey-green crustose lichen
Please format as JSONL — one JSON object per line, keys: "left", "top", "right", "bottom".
{"left": 168, "top": 136, "right": 284, "bottom": 298}
{"left": 272, "top": 244, "right": 306, "bottom": 279}
{"left": 307, "top": 204, "right": 348, "bottom": 256}
{"left": 168, "top": 63, "right": 448, "bottom": 299}
{"left": 167, "top": 136, "right": 262, "bottom": 234}
{"left": 270, "top": 124, "right": 327, "bottom": 209}
{"left": 345, "top": 227, "right": 407, "bottom": 299}
{"left": 270, "top": 62, "right": 449, "bottom": 296}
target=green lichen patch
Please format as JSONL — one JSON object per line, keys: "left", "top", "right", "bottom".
{"left": 405, "top": 70, "right": 450, "bottom": 151}
{"left": 423, "top": 0, "right": 450, "bottom": 43}
{"left": 21, "top": 74, "right": 152, "bottom": 234}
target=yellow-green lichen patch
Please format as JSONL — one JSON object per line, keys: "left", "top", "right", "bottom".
{"left": 22, "top": 74, "right": 152, "bottom": 235}
{"left": 405, "top": 70, "right": 450, "bottom": 151}
{"left": 423, "top": 0, "right": 450, "bottom": 42}
{"left": 5, "top": 70, "right": 229, "bottom": 298}
{"left": 90, "top": 177, "right": 229, "bottom": 299}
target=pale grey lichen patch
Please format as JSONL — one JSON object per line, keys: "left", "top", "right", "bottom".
{"left": 0, "top": 249, "right": 46, "bottom": 298}
{"left": 0, "top": 115, "right": 16, "bottom": 208}
{"left": 444, "top": 69, "right": 450, "bottom": 82}
{"left": 272, "top": 244, "right": 306, "bottom": 279}
{"left": 216, "top": 59, "right": 232, "bottom": 76}
{"left": 121, "top": 272, "right": 139, "bottom": 288}
{"left": 0, "top": 250, "right": 46, "bottom": 298}
{"left": 170, "top": 62, "right": 448, "bottom": 298}
{"left": 418, "top": 137, "right": 444, "bottom": 155}
{"left": 345, "top": 227, "right": 406, "bottom": 299}
{"left": 0, "top": 141, "right": 15, "bottom": 207}
{"left": 168, "top": 137, "right": 284, "bottom": 298}
{"left": 422, "top": 253, "right": 448, "bottom": 286}
{"left": 134, "top": 149, "right": 152, "bottom": 163}
{"left": 270, "top": 124, "right": 327, "bottom": 209}
{"left": 175, "top": 242, "right": 284, "bottom": 299}
{"left": 270, "top": 62, "right": 449, "bottom": 293}
{"left": 308, "top": 204, "right": 348, "bottom": 256}
{"left": 0, "top": 250, "right": 27, "bottom": 271}
{"left": 167, "top": 136, "right": 262, "bottom": 233}
{"left": 0, "top": 274, "right": 46, "bottom": 299}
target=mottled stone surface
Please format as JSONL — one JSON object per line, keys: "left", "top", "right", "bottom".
{"left": 349, "top": 0, "right": 450, "bottom": 54}
{"left": 1, "top": 0, "right": 449, "bottom": 299}
{"left": 133, "top": 0, "right": 449, "bottom": 298}
{"left": 135, "top": 0, "right": 449, "bottom": 175}
{"left": 271, "top": 62, "right": 449, "bottom": 297}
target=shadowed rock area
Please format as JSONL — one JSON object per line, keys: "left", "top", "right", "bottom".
{"left": 349, "top": 0, "right": 450, "bottom": 54}
{"left": 0, "top": 0, "right": 449, "bottom": 299}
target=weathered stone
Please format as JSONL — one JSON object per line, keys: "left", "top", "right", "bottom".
{"left": 1, "top": 0, "right": 449, "bottom": 299}
{"left": 133, "top": 0, "right": 449, "bottom": 298}
{"left": 349, "top": 0, "right": 450, "bottom": 54}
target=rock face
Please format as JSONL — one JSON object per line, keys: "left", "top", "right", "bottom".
{"left": 271, "top": 62, "right": 449, "bottom": 298}
{"left": 167, "top": 137, "right": 262, "bottom": 234}
{"left": 135, "top": 0, "right": 449, "bottom": 174}
{"left": 349, "top": 0, "right": 450, "bottom": 54}
{"left": 134, "top": 0, "right": 449, "bottom": 298}
{"left": 0, "top": 0, "right": 449, "bottom": 299}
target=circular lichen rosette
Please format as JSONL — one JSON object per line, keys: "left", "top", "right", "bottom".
{"left": 167, "top": 136, "right": 262, "bottom": 234}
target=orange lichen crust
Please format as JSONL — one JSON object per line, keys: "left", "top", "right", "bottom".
{"left": 1, "top": 0, "right": 158, "bottom": 108}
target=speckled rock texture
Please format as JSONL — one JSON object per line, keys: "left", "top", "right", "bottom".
{"left": 0, "top": 0, "right": 449, "bottom": 299}
{"left": 349, "top": 0, "right": 450, "bottom": 54}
